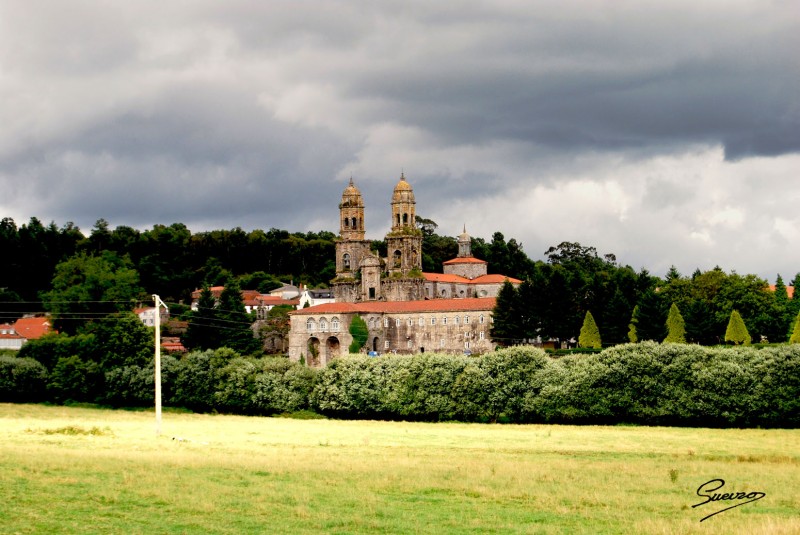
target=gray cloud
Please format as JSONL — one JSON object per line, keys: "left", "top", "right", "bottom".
{"left": 0, "top": 1, "right": 798, "bottom": 280}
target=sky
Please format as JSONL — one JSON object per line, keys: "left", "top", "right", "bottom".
{"left": 1, "top": 1, "right": 798, "bottom": 282}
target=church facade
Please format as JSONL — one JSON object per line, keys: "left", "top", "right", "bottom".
{"left": 287, "top": 174, "right": 521, "bottom": 367}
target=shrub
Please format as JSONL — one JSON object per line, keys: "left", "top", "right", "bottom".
{"left": 0, "top": 356, "right": 48, "bottom": 402}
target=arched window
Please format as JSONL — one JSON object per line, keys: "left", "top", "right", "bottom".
{"left": 464, "top": 316, "right": 470, "bottom": 324}
{"left": 332, "top": 317, "right": 340, "bottom": 331}
{"left": 306, "top": 318, "right": 316, "bottom": 332}
{"left": 418, "top": 317, "right": 424, "bottom": 326}
{"left": 479, "top": 314, "right": 485, "bottom": 324}
{"left": 343, "top": 217, "right": 349, "bottom": 228}
{"left": 343, "top": 253, "right": 351, "bottom": 270}
{"left": 351, "top": 217, "right": 357, "bottom": 228}
{"left": 319, "top": 318, "right": 328, "bottom": 331}
{"left": 454, "top": 316, "right": 460, "bottom": 325}
{"left": 393, "top": 250, "right": 402, "bottom": 268}
{"left": 403, "top": 213, "right": 408, "bottom": 224}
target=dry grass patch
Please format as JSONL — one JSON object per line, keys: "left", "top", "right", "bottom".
{"left": 1, "top": 403, "right": 798, "bottom": 534}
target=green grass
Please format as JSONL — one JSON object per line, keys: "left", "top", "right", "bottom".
{"left": 1, "top": 404, "right": 798, "bottom": 534}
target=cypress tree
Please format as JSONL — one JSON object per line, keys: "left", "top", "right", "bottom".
{"left": 491, "top": 280, "right": 521, "bottom": 346}
{"left": 664, "top": 302, "right": 686, "bottom": 343}
{"left": 578, "top": 311, "right": 601, "bottom": 349}
{"left": 724, "top": 310, "right": 751, "bottom": 345}
{"left": 185, "top": 285, "right": 219, "bottom": 350}
{"left": 217, "top": 280, "right": 260, "bottom": 354}
{"left": 627, "top": 305, "right": 638, "bottom": 343}
{"left": 789, "top": 312, "right": 800, "bottom": 344}
{"left": 348, "top": 315, "right": 368, "bottom": 354}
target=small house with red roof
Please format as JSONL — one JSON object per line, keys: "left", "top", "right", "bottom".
{"left": 0, "top": 316, "right": 55, "bottom": 350}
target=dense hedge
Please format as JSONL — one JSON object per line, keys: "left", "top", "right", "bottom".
{"left": 1, "top": 342, "right": 798, "bottom": 427}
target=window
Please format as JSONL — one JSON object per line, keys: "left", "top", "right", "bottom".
{"left": 464, "top": 316, "right": 470, "bottom": 324}
{"left": 479, "top": 314, "right": 485, "bottom": 324}
{"left": 431, "top": 317, "right": 436, "bottom": 325}
{"left": 385, "top": 340, "right": 390, "bottom": 349}
{"left": 454, "top": 316, "right": 460, "bottom": 325}
{"left": 319, "top": 318, "right": 327, "bottom": 331}
{"left": 440, "top": 339, "right": 445, "bottom": 348}
{"left": 408, "top": 318, "right": 413, "bottom": 327}
{"left": 306, "top": 319, "right": 316, "bottom": 332}
{"left": 407, "top": 339, "right": 412, "bottom": 348}
{"left": 343, "top": 253, "right": 351, "bottom": 270}
{"left": 332, "top": 317, "right": 340, "bottom": 331}
{"left": 465, "top": 341, "right": 470, "bottom": 349}
{"left": 443, "top": 317, "right": 447, "bottom": 325}
{"left": 419, "top": 317, "right": 424, "bottom": 326}
{"left": 384, "top": 318, "right": 389, "bottom": 327}
{"left": 480, "top": 331, "right": 485, "bottom": 340}
{"left": 396, "top": 318, "right": 401, "bottom": 327}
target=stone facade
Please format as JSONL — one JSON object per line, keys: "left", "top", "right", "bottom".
{"left": 287, "top": 173, "right": 522, "bottom": 367}
{"left": 288, "top": 298, "right": 496, "bottom": 365}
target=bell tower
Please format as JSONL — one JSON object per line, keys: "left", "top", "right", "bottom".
{"left": 333, "top": 179, "right": 372, "bottom": 301}
{"left": 385, "top": 173, "right": 423, "bottom": 277}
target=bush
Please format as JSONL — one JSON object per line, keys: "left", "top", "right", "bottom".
{"left": 0, "top": 356, "right": 48, "bottom": 402}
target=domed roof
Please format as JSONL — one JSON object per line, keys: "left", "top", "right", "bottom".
{"left": 458, "top": 225, "right": 470, "bottom": 242}
{"left": 341, "top": 177, "right": 363, "bottom": 206}
{"left": 391, "top": 173, "right": 415, "bottom": 203}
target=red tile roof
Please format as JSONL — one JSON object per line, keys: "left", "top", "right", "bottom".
{"left": 471, "top": 274, "right": 523, "bottom": 284}
{"left": 442, "top": 256, "right": 488, "bottom": 265}
{"left": 12, "top": 317, "right": 54, "bottom": 340}
{"left": 424, "top": 273, "right": 470, "bottom": 284}
{"left": 423, "top": 272, "right": 522, "bottom": 285}
{"left": 291, "top": 297, "right": 497, "bottom": 316}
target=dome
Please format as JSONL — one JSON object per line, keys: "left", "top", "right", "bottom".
{"left": 458, "top": 225, "right": 470, "bottom": 242}
{"left": 391, "top": 173, "right": 415, "bottom": 203}
{"left": 341, "top": 177, "right": 363, "bottom": 207}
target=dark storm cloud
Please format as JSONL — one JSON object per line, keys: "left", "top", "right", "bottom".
{"left": 1, "top": 0, "right": 798, "bottom": 279}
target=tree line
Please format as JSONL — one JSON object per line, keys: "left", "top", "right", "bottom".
{"left": 492, "top": 243, "right": 800, "bottom": 347}
{"left": 2, "top": 215, "right": 798, "bottom": 349}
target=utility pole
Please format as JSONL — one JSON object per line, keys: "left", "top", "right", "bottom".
{"left": 152, "top": 294, "right": 169, "bottom": 435}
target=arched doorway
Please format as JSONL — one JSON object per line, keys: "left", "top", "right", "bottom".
{"left": 307, "top": 337, "right": 321, "bottom": 367}
{"left": 372, "top": 336, "right": 380, "bottom": 352}
{"left": 325, "top": 336, "right": 341, "bottom": 365}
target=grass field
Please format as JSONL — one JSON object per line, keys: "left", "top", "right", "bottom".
{"left": 1, "top": 404, "right": 798, "bottom": 534}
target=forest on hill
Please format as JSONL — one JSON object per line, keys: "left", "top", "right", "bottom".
{"left": 1, "top": 215, "right": 798, "bottom": 346}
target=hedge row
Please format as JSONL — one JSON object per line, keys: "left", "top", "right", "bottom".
{"left": 2, "top": 343, "right": 798, "bottom": 426}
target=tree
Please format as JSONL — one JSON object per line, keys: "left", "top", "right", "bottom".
{"left": 725, "top": 310, "right": 751, "bottom": 345}
{"left": 491, "top": 281, "right": 521, "bottom": 346}
{"left": 348, "top": 315, "right": 368, "bottom": 354}
{"left": 634, "top": 288, "right": 667, "bottom": 342}
{"left": 664, "top": 303, "right": 686, "bottom": 344}
{"left": 256, "top": 305, "right": 293, "bottom": 354}
{"left": 184, "top": 285, "right": 219, "bottom": 350}
{"left": 578, "top": 311, "right": 601, "bottom": 349}
{"left": 41, "top": 252, "right": 144, "bottom": 334}
{"left": 790, "top": 312, "right": 800, "bottom": 344}
{"left": 85, "top": 312, "right": 153, "bottom": 370}
{"left": 217, "top": 280, "right": 261, "bottom": 354}
{"left": 627, "top": 305, "right": 638, "bottom": 343}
